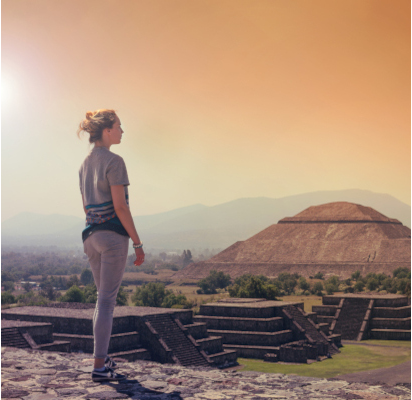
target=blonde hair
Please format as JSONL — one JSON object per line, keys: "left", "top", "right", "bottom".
{"left": 77, "top": 109, "right": 117, "bottom": 144}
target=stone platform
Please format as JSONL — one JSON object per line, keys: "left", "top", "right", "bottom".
{"left": 2, "top": 346, "right": 411, "bottom": 400}
{"left": 195, "top": 298, "right": 340, "bottom": 363}
{"left": 1, "top": 305, "right": 237, "bottom": 369}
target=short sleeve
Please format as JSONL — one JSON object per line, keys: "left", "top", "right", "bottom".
{"left": 106, "top": 156, "right": 130, "bottom": 186}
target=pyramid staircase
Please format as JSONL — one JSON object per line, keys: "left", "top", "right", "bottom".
{"left": 1, "top": 321, "right": 71, "bottom": 352}
{"left": 282, "top": 305, "right": 340, "bottom": 355}
{"left": 313, "top": 295, "right": 411, "bottom": 341}
{"left": 1, "top": 327, "right": 31, "bottom": 349}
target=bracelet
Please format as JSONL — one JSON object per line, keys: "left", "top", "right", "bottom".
{"left": 133, "top": 242, "right": 143, "bottom": 249}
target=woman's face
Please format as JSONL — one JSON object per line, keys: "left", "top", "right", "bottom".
{"left": 109, "top": 116, "right": 124, "bottom": 144}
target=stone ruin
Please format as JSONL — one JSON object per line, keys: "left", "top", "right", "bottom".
{"left": 173, "top": 201, "right": 411, "bottom": 280}
{"left": 194, "top": 298, "right": 340, "bottom": 364}
{"left": 1, "top": 293, "right": 410, "bottom": 367}
{"left": 1, "top": 304, "right": 237, "bottom": 369}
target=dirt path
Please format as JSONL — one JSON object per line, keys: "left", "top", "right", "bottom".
{"left": 334, "top": 360, "right": 411, "bottom": 386}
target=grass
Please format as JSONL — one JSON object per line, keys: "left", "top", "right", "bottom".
{"left": 238, "top": 341, "right": 411, "bottom": 378}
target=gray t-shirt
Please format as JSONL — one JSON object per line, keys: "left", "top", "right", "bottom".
{"left": 79, "top": 146, "right": 129, "bottom": 225}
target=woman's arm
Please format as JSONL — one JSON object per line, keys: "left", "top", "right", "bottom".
{"left": 82, "top": 195, "right": 87, "bottom": 215}
{"left": 111, "top": 185, "right": 145, "bottom": 266}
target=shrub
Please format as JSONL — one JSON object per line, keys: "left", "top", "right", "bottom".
{"left": 1, "top": 291, "right": 16, "bottom": 305}
{"left": 325, "top": 276, "right": 340, "bottom": 292}
{"left": 393, "top": 267, "right": 410, "bottom": 279}
{"left": 351, "top": 271, "right": 361, "bottom": 281}
{"left": 298, "top": 277, "right": 310, "bottom": 291}
{"left": 17, "top": 291, "right": 50, "bottom": 306}
{"left": 197, "top": 270, "right": 231, "bottom": 294}
{"left": 314, "top": 272, "right": 324, "bottom": 280}
{"left": 67, "top": 275, "right": 81, "bottom": 289}
{"left": 132, "top": 282, "right": 189, "bottom": 308}
{"left": 312, "top": 281, "right": 324, "bottom": 296}
{"left": 60, "top": 285, "right": 85, "bottom": 303}
{"left": 366, "top": 277, "right": 379, "bottom": 291}
{"left": 354, "top": 281, "right": 365, "bottom": 293}
{"left": 228, "top": 275, "right": 280, "bottom": 300}
{"left": 324, "top": 284, "right": 335, "bottom": 295}
{"left": 2, "top": 281, "right": 14, "bottom": 292}
{"left": 80, "top": 268, "right": 94, "bottom": 285}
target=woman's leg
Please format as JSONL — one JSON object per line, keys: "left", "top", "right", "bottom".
{"left": 85, "top": 231, "right": 129, "bottom": 364}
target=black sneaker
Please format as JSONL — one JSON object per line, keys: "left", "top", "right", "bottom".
{"left": 91, "top": 367, "right": 127, "bottom": 382}
{"left": 105, "top": 356, "right": 117, "bottom": 369}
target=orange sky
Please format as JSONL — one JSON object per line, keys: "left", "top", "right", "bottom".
{"left": 2, "top": 0, "right": 410, "bottom": 220}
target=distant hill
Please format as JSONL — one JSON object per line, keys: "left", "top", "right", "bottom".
{"left": 2, "top": 189, "right": 410, "bottom": 249}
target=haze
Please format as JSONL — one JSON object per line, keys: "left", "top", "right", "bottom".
{"left": 2, "top": 0, "right": 410, "bottom": 221}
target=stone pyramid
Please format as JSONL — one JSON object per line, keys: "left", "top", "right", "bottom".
{"left": 176, "top": 202, "right": 411, "bottom": 280}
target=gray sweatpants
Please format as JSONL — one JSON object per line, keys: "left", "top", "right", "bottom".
{"left": 83, "top": 231, "right": 129, "bottom": 359}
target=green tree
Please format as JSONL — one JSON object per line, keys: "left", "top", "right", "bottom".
{"left": 60, "top": 285, "right": 85, "bottom": 303}
{"left": 2, "top": 281, "right": 14, "bottom": 292}
{"left": 83, "top": 284, "right": 98, "bottom": 303}
{"left": 67, "top": 275, "right": 81, "bottom": 289}
{"left": 1, "top": 271, "right": 16, "bottom": 282}
{"left": 312, "top": 281, "right": 324, "bottom": 296}
{"left": 17, "top": 291, "right": 49, "bottom": 306}
{"left": 1, "top": 291, "right": 16, "bottom": 305}
{"left": 324, "top": 284, "right": 335, "bottom": 295}
{"left": 116, "top": 286, "right": 129, "bottom": 306}
{"left": 351, "top": 271, "right": 361, "bottom": 281}
{"left": 69, "top": 265, "right": 82, "bottom": 274}
{"left": 228, "top": 275, "right": 279, "bottom": 300}
{"left": 366, "top": 277, "right": 379, "bottom": 291}
{"left": 325, "top": 276, "right": 340, "bottom": 292}
{"left": 181, "top": 250, "right": 193, "bottom": 268}
{"left": 314, "top": 272, "right": 324, "bottom": 280}
{"left": 354, "top": 281, "right": 365, "bottom": 293}
{"left": 80, "top": 268, "right": 94, "bottom": 285}
{"left": 132, "top": 282, "right": 168, "bottom": 307}
{"left": 298, "top": 277, "right": 310, "bottom": 291}
{"left": 393, "top": 267, "right": 410, "bottom": 279}
{"left": 23, "top": 282, "right": 32, "bottom": 292}
{"left": 197, "top": 270, "right": 232, "bottom": 294}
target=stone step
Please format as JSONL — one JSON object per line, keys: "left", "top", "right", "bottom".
{"left": 370, "top": 329, "right": 411, "bottom": 341}
{"left": 317, "top": 323, "right": 330, "bottom": 335}
{"left": 37, "top": 341, "right": 71, "bottom": 352}
{"left": 109, "top": 348, "right": 151, "bottom": 362}
{"left": 199, "top": 304, "right": 276, "bottom": 319}
{"left": 183, "top": 322, "right": 208, "bottom": 340}
{"left": 317, "top": 315, "right": 335, "bottom": 324}
{"left": 53, "top": 331, "right": 141, "bottom": 353}
{"left": 1, "top": 328, "right": 31, "bottom": 348}
{"left": 195, "top": 336, "right": 222, "bottom": 355}
{"left": 312, "top": 305, "right": 338, "bottom": 316}
{"left": 372, "top": 306, "right": 411, "bottom": 319}
{"left": 208, "top": 329, "right": 293, "bottom": 346}
{"left": 327, "top": 334, "right": 342, "bottom": 347}
{"left": 206, "top": 349, "right": 238, "bottom": 368}
{"left": 370, "top": 317, "right": 411, "bottom": 330}
{"left": 223, "top": 344, "right": 280, "bottom": 359}
{"left": 145, "top": 315, "right": 210, "bottom": 368}
{"left": 194, "top": 315, "right": 284, "bottom": 332}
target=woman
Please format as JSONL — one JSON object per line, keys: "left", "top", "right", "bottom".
{"left": 78, "top": 109, "right": 145, "bottom": 382}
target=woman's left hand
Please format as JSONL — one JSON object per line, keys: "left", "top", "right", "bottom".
{"left": 134, "top": 247, "right": 145, "bottom": 266}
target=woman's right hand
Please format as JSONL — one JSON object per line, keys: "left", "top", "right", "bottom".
{"left": 134, "top": 247, "right": 145, "bottom": 266}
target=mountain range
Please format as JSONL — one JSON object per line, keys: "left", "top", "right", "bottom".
{"left": 2, "top": 189, "right": 410, "bottom": 250}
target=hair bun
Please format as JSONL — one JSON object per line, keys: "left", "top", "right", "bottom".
{"left": 85, "top": 111, "right": 94, "bottom": 120}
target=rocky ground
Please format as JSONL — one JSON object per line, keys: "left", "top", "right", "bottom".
{"left": 1, "top": 347, "right": 410, "bottom": 400}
